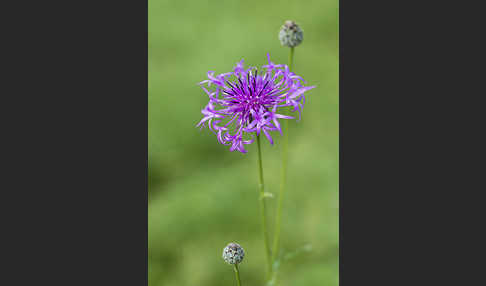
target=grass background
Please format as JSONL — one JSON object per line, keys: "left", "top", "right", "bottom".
{"left": 148, "top": 0, "right": 338, "bottom": 285}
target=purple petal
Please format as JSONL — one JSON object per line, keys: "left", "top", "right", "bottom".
{"left": 263, "top": 128, "right": 274, "bottom": 145}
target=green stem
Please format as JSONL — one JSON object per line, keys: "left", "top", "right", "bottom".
{"left": 272, "top": 46, "right": 294, "bottom": 264}
{"left": 256, "top": 134, "right": 272, "bottom": 278}
{"left": 234, "top": 264, "right": 242, "bottom": 286}
{"left": 288, "top": 46, "right": 294, "bottom": 72}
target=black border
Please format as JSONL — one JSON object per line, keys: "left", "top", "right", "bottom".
{"left": 339, "top": 0, "right": 480, "bottom": 284}
{"left": 3, "top": 0, "right": 148, "bottom": 284}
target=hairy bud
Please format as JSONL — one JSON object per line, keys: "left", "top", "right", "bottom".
{"left": 279, "top": 20, "right": 303, "bottom": 47}
{"left": 222, "top": 242, "right": 245, "bottom": 265}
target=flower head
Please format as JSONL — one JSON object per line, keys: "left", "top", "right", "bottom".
{"left": 197, "top": 54, "right": 315, "bottom": 153}
{"left": 222, "top": 242, "right": 245, "bottom": 265}
{"left": 279, "top": 20, "right": 303, "bottom": 47}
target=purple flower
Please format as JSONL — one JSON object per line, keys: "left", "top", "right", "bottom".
{"left": 197, "top": 54, "right": 315, "bottom": 153}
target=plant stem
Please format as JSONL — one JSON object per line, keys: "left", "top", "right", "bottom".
{"left": 256, "top": 134, "right": 272, "bottom": 278}
{"left": 234, "top": 264, "right": 242, "bottom": 286}
{"left": 288, "top": 46, "right": 294, "bottom": 72}
{"left": 272, "top": 46, "right": 294, "bottom": 264}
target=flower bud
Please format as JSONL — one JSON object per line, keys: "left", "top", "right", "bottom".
{"left": 279, "top": 20, "right": 303, "bottom": 47}
{"left": 222, "top": 242, "right": 245, "bottom": 265}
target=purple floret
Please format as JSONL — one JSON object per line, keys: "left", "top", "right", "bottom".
{"left": 197, "top": 54, "right": 315, "bottom": 153}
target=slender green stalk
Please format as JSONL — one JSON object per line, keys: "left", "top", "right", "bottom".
{"left": 272, "top": 46, "right": 294, "bottom": 264}
{"left": 256, "top": 134, "right": 272, "bottom": 278}
{"left": 288, "top": 46, "right": 294, "bottom": 72}
{"left": 233, "top": 264, "right": 242, "bottom": 286}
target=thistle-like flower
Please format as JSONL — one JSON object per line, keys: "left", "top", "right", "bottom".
{"left": 222, "top": 242, "right": 245, "bottom": 265}
{"left": 197, "top": 54, "right": 315, "bottom": 153}
{"left": 279, "top": 20, "right": 304, "bottom": 47}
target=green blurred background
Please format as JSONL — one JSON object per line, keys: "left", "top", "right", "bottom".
{"left": 149, "top": 0, "right": 338, "bottom": 285}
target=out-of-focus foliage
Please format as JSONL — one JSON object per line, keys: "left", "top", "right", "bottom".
{"left": 149, "top": 0, "right": 338, "bottom": 285}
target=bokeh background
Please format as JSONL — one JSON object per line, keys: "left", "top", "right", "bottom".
{"left": 148, "top": 0, "right": 338, "bottom": 285}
